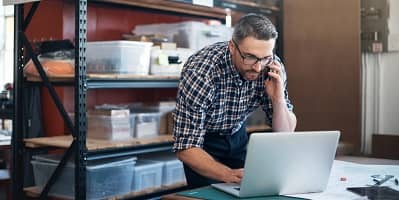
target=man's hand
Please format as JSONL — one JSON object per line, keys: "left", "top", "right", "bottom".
{"left": 264, "top": 60, "right": 297, "bottom": 132}
{"left": 177, "top": 147, "right": 244, "bottom": 183}
{"left": 222, "top": 168, "right": 244, "bottom": 183}
{"left": 265, "top": 60, "right": 285, "bottom": 103}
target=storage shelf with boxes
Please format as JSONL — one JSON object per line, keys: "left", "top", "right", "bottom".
{"left": 13, "top": 0, "right": 283, "bottom": 199}
{"left": 30, "top": 154, "right": 136, "bottom": 199}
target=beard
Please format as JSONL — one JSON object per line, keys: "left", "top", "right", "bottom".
{"left": 243, "top": 70, "right": 261, "bottom": 80}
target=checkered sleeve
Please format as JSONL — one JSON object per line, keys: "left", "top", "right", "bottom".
{"left": 173, "top": 68, "right": 215, "bottom": 151}
{"left": 261, "top": 56, "right": 294, "bottom": 125}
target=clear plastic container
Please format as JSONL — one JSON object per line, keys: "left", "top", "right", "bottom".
{"left": 133, "top": 21, "right": 233, "bottom": 51}
{"left": 130, "top": 112, "right": 161, "bottom": 138}
{"left": 176, "top": 21, "right": 234, "bottom": 51}
{"left": 31, "top": 154, "right": 136, "bottom": 199}
{"left": 132, "top": 160, "right": 163, "bottom": 192}
{"left": 140, "top": 152, "right": 186, "bottom": 186}
{"left": 87, "top": 40, "right": 153, "bottom": 75}
{"left": 88, "top": 114, "right": 131, "bottom": 140}
{"left": 69, "top": 113, "right": 131, "bottom": 140}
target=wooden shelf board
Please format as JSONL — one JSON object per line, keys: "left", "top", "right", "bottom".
{"left": 26, "top": 74, "right": 180, "bottom": 82}
{"left": 87, "top": 74, "right": 179, "bottom": 80}
{"left": 222, "top": 0, "right": 280, "bottom": 12}
{"left": 24, "top": 135, "right": 174, "bottom": 151}
{"left": 114, "top": 182, "right": 187, "bottom": 199}
{"left": 90, "top": 0, "right": 227, "bottom": 19}
{"left": 26, "top": 74, "right": 74, "bottom": 82}
{"left": 24, "top": 182, "right": 186, "bottom": 199}
{"left": 23, "top": 126, "right": 273, "bottom": 150}
{"left": 24, "top": 186, "right": 42, "bottom": 198}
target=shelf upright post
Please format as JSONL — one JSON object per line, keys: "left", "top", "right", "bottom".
{"left": 75, "top": 0, "right": 88, "bottom": 199}
{"left": 12, "top": 4, "right": 25, "bottom": 200}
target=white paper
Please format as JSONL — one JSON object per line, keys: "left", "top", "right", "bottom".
{"left": 287, "top": 160, "right": 399, "bottom": 200}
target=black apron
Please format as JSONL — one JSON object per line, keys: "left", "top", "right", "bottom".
{"left": 183, "top": 124, "right": 248, "bottom": 188}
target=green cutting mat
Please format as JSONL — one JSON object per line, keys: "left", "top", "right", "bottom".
{"left": 177, "top": 186, "right": 308, "bottom": 200}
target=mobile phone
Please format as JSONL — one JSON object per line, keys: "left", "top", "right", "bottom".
{"left": 264, "top": 67, "right": 271, "bottom": 79}
{"left": 347, "top": 186, "right": 399, "bottom": 200}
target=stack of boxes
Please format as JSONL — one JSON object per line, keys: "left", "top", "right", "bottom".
{"left": 70, "top": 101, "right": 175, "bottom": 141}
{"left": 84, "top": 21, "right": 232, "bottom": 76}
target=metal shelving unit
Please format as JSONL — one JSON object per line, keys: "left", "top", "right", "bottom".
{"left": 11, "top": 0, "right": 283, "bottom": 199}
{"left": 12, "top": 1, "right": 90, "bottom": 199}
{"left": 11, "top": 1, "right": 190, "bottom": 199}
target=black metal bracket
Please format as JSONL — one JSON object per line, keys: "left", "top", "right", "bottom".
{"left": 39, "top": 140, "right": 76, "bottom": 199}
{"left": 14, "top": 3, "right": 82, "bottom": 198}
{"left": 23, "top": 2, "right": 40, "bottom": 32}
{"left": 20, "top": 33, "right": 76, "bottom": 137}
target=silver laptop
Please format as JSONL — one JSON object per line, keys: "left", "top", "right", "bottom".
{"left": 212, "top": 131, "right": 340, "bottom": 198}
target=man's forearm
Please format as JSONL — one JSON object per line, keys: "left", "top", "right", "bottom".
{"left": 272, "top": 100, "right": 297, "bottom": 132}
{"left": 176, "top": 147, "right": 241, "bottom": 183}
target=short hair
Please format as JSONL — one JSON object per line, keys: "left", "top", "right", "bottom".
{"left": 232, "top": 13, "right": 278, "bottom": 44}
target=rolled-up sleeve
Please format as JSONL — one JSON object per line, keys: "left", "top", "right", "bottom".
{"left": 173, "top": 69, "right": 215, "bottom": 151}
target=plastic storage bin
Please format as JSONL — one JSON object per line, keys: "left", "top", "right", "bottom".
{"left": 132, "top": 160, "right": 163, "bottom": 192}
{"left": 133, "top": 21, "right": 233, "bottom": 51}
{"left": 70, "top": 112, "right": 131, "bottom": 140}
{"left": 140, "top": 152, "right": 186, "bottom": 186}
{"left": 87, "top": 114, "right": 131, "bottom": 140}
{"left": 31, "top": 154, "right": 136, "bottom": 199}
{"left": 130, "top": 111, "right": 161, "bottom": 138}
{"left": 86, "top": 40, "right": 153, "bottom": 75}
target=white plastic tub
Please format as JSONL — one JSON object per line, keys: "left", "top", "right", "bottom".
{"left": 140, "top": 152, "right": 186, "bottom": 186}
{"left": 87, "top": 40, "right": 153, "bottom": 75}
{"left": 132, "top": 160, "right": 163, "bottom": 192}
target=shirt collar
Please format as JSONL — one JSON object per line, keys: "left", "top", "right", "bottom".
{"left": 224, "top": 44, "right": 244, "bottom": 87}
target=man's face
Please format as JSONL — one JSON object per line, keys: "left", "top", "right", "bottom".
{"left": 229, "top": 36, "right": 276, "bottom": 81}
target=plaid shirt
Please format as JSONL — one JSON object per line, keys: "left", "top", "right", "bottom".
{"left": 173, "top": 42, "right": 293, "bottom": 151}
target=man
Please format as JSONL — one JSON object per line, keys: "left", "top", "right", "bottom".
{"left": 173, "top": 13, "right": 297, "bottom": 188}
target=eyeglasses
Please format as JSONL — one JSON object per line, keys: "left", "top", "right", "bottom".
{"left": 232, "top": 39, "right": 274, "bottom": 68}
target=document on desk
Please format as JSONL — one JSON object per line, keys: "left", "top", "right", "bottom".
{"left": 286, "top": 160, "right": 399, "bottom": 200}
